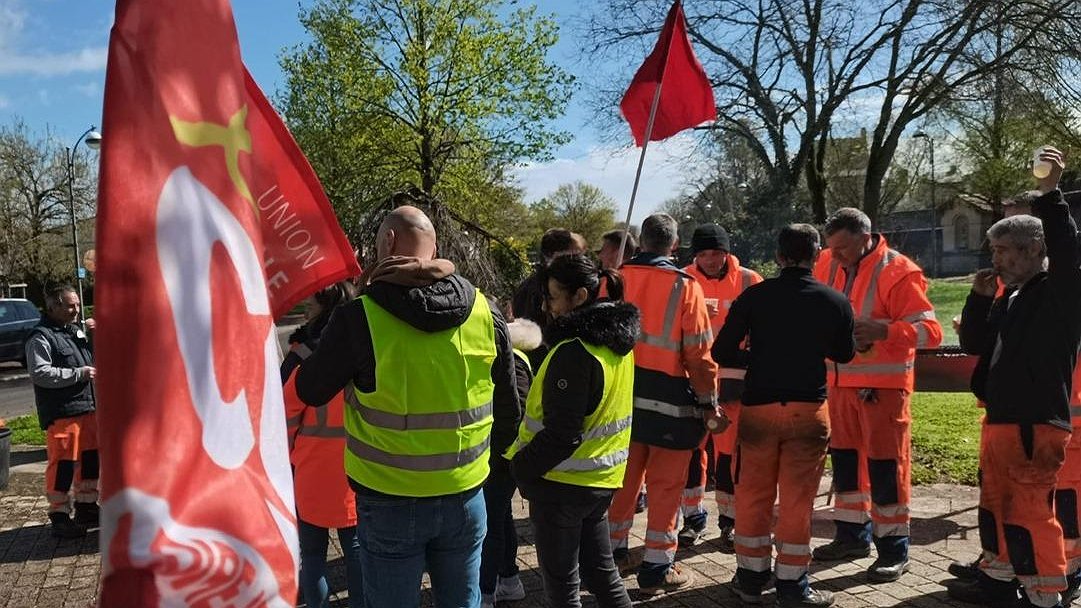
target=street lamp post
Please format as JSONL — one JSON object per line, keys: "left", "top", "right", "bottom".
{"left": 66, "top": 126, "right": 102, "bottom": 325}
{"left": 914, "top": 132, "right": 938, "bottom": 278}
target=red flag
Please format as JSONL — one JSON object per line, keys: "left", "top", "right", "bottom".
{"left": 95, "top": 1, "right": 359, "bottom": 604}
{"left": 620, "top": 0, "right": 717, "bottom": 146}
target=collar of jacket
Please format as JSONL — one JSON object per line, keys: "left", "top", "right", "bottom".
{"left": 848, "top": 233, "right": 890, "bottom": 274}
{"left": 543, "top": 302, "right": 641, "bottom": 356}
{"left": 687, "top": 254, "right": 741, "bottom": 282}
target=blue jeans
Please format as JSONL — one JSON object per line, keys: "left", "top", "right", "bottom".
{"left": 356, "top": 486, "right": 487, "bottom": 608}
{"left": 298, "top": 519, "right": 363, "bottom": 608}
{"left": 480, "top": 463, "right": 520, "bottom": 595}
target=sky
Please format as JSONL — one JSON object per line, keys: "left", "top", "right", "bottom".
{"left": 0, "top": 0, "right": 701, "bottom": 225}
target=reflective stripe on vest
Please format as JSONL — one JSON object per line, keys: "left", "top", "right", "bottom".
{"left": 345, "top": 292, "right": 496, "bottom": 497}
{"left": 638, "top": 275, "right": 685, "bottom": 352}
{"left": 720, "top": 368, "right": 746, "bottom": 380}
{"left": 1071, "top": 405, "right": 1081, "bottom": 418}
{"left": 740, "top": 268, "right": 754, "bottom": 293}
{"left": 633, "top": 397, "right": 699, "bottom": 419}
{"left": 513, "top": 348, "right": 533, "bottom": 374}
{"left": 299, "top": 404, "right": 346, "bottom": 438}
{"left": 859, "top": 250, "right": 898, "bottom": 317}
{"left": 506, "top": 338, "right": 634, "bottom": 488}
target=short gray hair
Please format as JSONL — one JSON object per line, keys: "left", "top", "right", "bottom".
{"left": 824, "top": 207, "right": 872, "bottom": 237}
{"left": 987, "top": 215, "right": 1044, "bottom": 252}
{"left": 639, "top": 213, "right": 679, "bottom": 253}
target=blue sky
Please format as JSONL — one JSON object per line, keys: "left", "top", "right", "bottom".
{"left": 0, "top": 0, "right": 699, "bottom": 224}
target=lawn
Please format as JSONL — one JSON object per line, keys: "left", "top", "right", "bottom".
{"left": 5, "top": 415, "right": 45, "bottom": 445}
{"left": 910, "top": 391, "right": 980, "bottom": 485}
{"left": 927, "top": 278, "right": 971, "bottom": 346}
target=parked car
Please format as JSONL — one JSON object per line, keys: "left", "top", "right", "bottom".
{"left": 0, "top": 299, "right": 41, "bottom": 366}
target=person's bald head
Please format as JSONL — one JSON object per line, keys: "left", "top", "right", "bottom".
{"left": 376, "top": 205, "right": 437, "bottom": 261}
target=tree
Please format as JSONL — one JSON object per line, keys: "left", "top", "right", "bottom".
{"left": 0, "top": 119, "right": 97, "bottom": 301}
{"left": 587, "top": 0, "right": 1081, "bottom": 223}
{"left": 530, "top": 182, "right": 618, "bottom": 250}
{"left": 279, "top": 0, "right": 574, "bottom": 241}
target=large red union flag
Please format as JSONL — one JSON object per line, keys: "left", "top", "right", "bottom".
{"left": 620, "top": 0, "right": 717, "bottom": 146}
{"left": 95, "top": 1, "right": 359, "bottom": 605}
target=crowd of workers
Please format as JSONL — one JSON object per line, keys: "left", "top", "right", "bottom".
{"left": 23, "top": 148, "right": 1081, "bottom": 608}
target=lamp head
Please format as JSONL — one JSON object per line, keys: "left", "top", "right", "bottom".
{"left": 84, "top": 129, "right": 102, "bottom": 150}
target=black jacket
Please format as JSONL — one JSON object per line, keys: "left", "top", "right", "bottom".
{"left": 510, "top": 301, "right": 640, "bottom": 502}
{"left": 961, "top": 189, "right": 1081, "bottom": 431}
{"left": 713, "top": 267, "right": 856, "bottom": 405}
{"left": 295, "top": 273, "right": 522, "bottom": 495}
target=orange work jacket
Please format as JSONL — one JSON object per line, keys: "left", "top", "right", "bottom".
{"left": 814, "top": 235, "right": 942, "bottom": 392}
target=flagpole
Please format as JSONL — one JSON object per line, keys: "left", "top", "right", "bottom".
{"left": 615, "top": 64, "right": 665, "bottom": 268}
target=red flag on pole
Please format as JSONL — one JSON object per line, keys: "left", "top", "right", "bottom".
{"left": 95, "top": 1, "right": 359, "bottom": 604}
{"left": 619, "top": 0, "right": 716, "bottom": 146}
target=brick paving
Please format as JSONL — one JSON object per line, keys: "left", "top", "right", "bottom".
{"left": 1, "top": 460, "right": 982, "bottom": 608}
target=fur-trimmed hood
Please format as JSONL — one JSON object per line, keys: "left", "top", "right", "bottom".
{"left": 543, "top": 302, "right": 640, "bottom": 356}
{"left": 507, "top": 318, "right": 543, "bottom": 352}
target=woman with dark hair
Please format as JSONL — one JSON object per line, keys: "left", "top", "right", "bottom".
{"left": 507, "top": 254, "right": 640, "bottom": 608}
{"left": 282, "top": 280, "right": 363, "bottom": 608}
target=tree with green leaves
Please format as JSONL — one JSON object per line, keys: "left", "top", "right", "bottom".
{"left": 530, "top": 181, "right": 618, "bottom": 250}
{"left": 279, "top": 0, "right": 574, "bottom": 242}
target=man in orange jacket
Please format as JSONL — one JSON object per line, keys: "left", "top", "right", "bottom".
{"left": 608, "top": 213, "right": 726, "bottom": 595}
{"left": 812, "top": 207, "right": 942, "bottom": 583}
{"left": 678, "top": 224, "right": 762, "bottom": 550}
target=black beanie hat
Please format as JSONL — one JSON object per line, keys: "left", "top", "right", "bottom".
{"left": 691, "top": 224, "right": 730, "bottom": 254}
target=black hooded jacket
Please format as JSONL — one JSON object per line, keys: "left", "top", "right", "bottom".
{"left": 295, "top": 274, "right": 521, "bottom": 496}
{"left": 510, "top": 301, "right": 640, "bottom": 502}
{"left": 961, "top": 189, "right": 1081, "bottom": 432}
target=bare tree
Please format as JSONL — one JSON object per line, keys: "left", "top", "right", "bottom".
{"left": 0, "top": 119, "right": 97, "bottom": 299}
{"left": 587, "top": 0, "right": 1081, "bottom": 224}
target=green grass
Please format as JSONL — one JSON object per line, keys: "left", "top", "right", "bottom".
{"left": 927, "top": 278, "right": 971, "bottom": 346}
{"left": 5, "top": 415, "right": 45, "bottom": 445}
{"left": 910, "top": 391, "right": 981, "bottom": 485}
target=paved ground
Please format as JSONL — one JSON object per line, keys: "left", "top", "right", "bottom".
{"left": 0, "top": 461, "right": 982, "bottom": 608}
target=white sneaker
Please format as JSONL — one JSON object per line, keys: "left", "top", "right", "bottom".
{"left": 481, "top": 593, "right": 496, "bottom": 608}
{"left": 495, "top": 575, "right": 526, "bottom": 602}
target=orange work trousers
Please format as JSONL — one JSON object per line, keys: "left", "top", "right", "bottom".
{"left": 680, "top": 439, "right": 708, "bottom": 523}
{"left": 827, "top": 387, "right": 911, "bottom": 540}
{"left": 1057, "top": 417, "right": 1081, "bottom": 575}
{"left": 712, "top": 402, "right": 741, "bottom": 526}
{"left": 980, "top": 423, "right": 1069, "bottom": 607}
{"left": 609, "top": 442, "right": 692, "bottom": 566}
{"left": 734, "top": 402, "right": 829, "bottom": 587}
{"left": 45, "top": 412, "right": 99, "bottom": 514}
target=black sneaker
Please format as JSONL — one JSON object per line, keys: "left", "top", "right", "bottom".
{"left": 716, "top": 525, "right": 736, "bottom": 554}
{"left": 730, "top": 575, "right": 764, "bottom": 604}
{"left": 867, "top": 557, "right": 909, "bottom": 583}
{"left": 49, "top": 512, "right": 87, "bottom": 539}
{"left": 812, "top": 539, "right": 871, "bottom": 562}
{"left": 635, "top": 492, "right": 647, "bottom": 514}
{"left": 1064, "top": 582, "right": 1081, "bottom": 607}
{"left": 73, "top": 502, "right": 100, "bottom": 528}
{"left": 678, "top": 521, "right": 707, "bottom": 547}
{"left": 944, "top": 578, "right": 1019, "bottom": 608}
{"left": 777, "top": 588, "right": 834, "bottom": 608}
{"left": 947, "top": 557, "right": 981, "bottom": 580}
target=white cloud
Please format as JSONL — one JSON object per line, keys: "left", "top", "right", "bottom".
{"left": 514, "top": 134, "right": 710, "bottom": 225}
{"left": 0, "top": 1, "right": 27, "bottom": 48}
{"left": 0, "top": 46, "right": 107, "bottom": 76}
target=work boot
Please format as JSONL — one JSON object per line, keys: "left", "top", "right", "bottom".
{"left": 73, "top": 502, "right": 100, "bottom": 528}
{"left": 638, "top": 565, "right": 694, "bottom": 597}
{"left": 635, "top": 492, "right": 647, "bottom": 514}
{"left": 867, "top": 557, "right": 909, "bottom": 583}
{"left": 678, "top": 520, "right": 707, "bottom": 548}
{"left": 716, "top": 525, "right": 736, "bottom": 554}
{"left": 945, "top": 578, "right": 1020, "bottom": 608}
{"left": 49, "top": 512, "right": 87, "bottom": 539}
{"left": 730, "top": 575, "right": 764, "bottom": 604}
{"left": 777, "top": 588, "right": 835, "bottom": 608}
{"left": 613, "top": 549, "right": 641, "bottom": 576}
{"left": 812, "top": 539, "right": 871, "bottom": 562}
{"left": 948, "top": 556, "right": 981, "bottom": 580}
{"left": 494, "top": 575, "right": 526, "bottom": 602}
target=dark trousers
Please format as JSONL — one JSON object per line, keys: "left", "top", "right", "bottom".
{"left": 480, "top": 463, "right": 520, "bottom": 594}
{"left": 529, "top": 493, "right": 631, "bottom": 608}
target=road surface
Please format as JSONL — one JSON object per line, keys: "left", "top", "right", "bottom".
{"left": 0, "top": 324, "right": 299, "bottom": 421}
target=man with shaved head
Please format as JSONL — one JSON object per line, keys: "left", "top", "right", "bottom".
{"left": 298, "top": 205, "right": 521, "bottom": 608}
